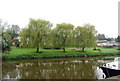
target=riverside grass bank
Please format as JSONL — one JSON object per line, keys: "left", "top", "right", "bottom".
{"left": 2, "top": 46, "right": 120, "bottom": 60}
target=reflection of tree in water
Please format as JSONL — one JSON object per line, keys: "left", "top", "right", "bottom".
{"left": 2, "top": 63, "right": 20, "bottom": 79}
{"left": 2, "top": 60, "right": 98, "bottom": 79}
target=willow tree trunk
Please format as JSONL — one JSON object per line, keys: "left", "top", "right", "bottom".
{"left": 36, "top": 42, "right": 39, "bottom": 53}
{"left": 82, "top": 47, "right": 85, "bottom": 52}
{"left": 36, "top": 32, "right": 40, "bottom": 53}
{"left": 93, "top": 47, "right": 96, "bottom": 50}
{"left": 36, "top": 46, "right": 39, "bottom": 53}
{"left": 63, "top": 47, "right": 66, "bottom": 52}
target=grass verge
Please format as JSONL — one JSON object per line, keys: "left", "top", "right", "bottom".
{"left": 2, "top": 47, "right": 120, "bottom": 60}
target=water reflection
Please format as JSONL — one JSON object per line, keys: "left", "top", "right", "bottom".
{"left": 3, "top": 60, "right": 106, "bottom": 79}
{"left": 96, "top": 67, "right": 106, "bottom": 79}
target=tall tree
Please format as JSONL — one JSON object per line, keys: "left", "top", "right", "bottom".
{"left": 53, "top": 23, "right": 74, "bottom": 52}
{"left": 11, "top": 25, "right": 20, "bottom": 37}
{"left": 0, "top": 19, "right": 12, "bottom": 52}
{"left": 19, "top": 28, "right": 29, "bottom": 48}
{"left": 2, "top": 32, "right": 11, "bottom": 51}
{"left": 28, "top": 19, "right": 52, "bottom": 53}
{"left": 74, "top": 24, "right": 97, "bottom": 51}
{"left": 6, "top": 28, "right": 14, "bottom": 39}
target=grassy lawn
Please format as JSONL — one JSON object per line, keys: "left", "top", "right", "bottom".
{"left": 2, "top": 47, "right": 120, "bottom": 60}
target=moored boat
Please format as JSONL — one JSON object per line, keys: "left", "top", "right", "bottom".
{"left": 100, "top": 57, "right": 120, "bottom": 78}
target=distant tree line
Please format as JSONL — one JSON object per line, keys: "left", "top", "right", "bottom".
{"left": 20, "top": 18, "right": 97, "bottom": 53}
{"left": 97, "top": 34, "right": 117, "bottom": 42}
{"left": 1, "top": 18, "right": 119, "bottom": 53}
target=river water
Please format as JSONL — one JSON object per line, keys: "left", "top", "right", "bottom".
{"left": 2, "top": 58, "right": 113, "bottom": 79}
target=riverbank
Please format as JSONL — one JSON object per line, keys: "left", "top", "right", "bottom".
{"left": 2, "top": 47, "right": 120, "bottom": 60}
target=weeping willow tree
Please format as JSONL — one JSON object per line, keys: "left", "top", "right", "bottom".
{"left": 28, "top": 19, "right": 52, "bottom": 53}
{"left": 40, "top": 29, "right": 53, "bottom": 49}
{"left": 53, "top": 23, "right": 74, "bottom": 52}
{"left": 19, "top": 28, "right": 29, "bottom": 48}
{"left": 19, "top": 19, "right": 52, "bottom": 52}
{"left": 74, "top": 24, "right": 97, "bottom": 51}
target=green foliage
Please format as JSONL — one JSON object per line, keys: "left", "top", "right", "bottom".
{"left": 19, "top": 28, "right": 29, "bottom": 48}
{"left": 20, "top": 19, "right": 53, "bottom": 52}
{"left": 53, "top": 23, "right": 74, "bottom": 52}
{"left": 11, "top": 25, "right": 20, "bottom": 37}
{"left": 19, "top": 20, "right": 98, "bottom": 53}
{"left": 4, "top": 24, "right": 20, "bottom": 39}
{"left": 2, "top": 32, "right": 11, "bottom": 51}
{"left": 0, "top": 20, "right": 12, "bottom": 52}
{"left": 41, "top": 29, "right": 53, "bottom": 48}
{"left": 74, "top": 24, "right": 97, "bottom": 51}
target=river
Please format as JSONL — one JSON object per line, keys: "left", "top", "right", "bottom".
{"left": 2, "top": 58, "right": 114, "bottom": 79}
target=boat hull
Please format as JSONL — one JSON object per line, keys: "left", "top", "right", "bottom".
{"left": 100, "top": 67, "right": 120, "bottom": 78}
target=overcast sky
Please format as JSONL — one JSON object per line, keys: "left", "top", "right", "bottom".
{"left": 0, "top": 0, "right": 119, "bottom": 38}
